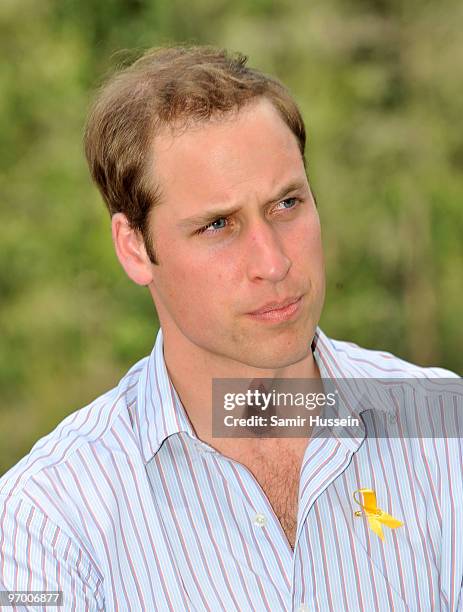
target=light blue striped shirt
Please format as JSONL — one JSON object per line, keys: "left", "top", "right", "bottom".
{"left": 0, "top": 328, "right": 462, "bottom": 611}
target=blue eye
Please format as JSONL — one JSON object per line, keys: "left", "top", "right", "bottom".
{"left": 210, "top": 218, "right": 227, "bottom": 230}
{"left": 197, "top": 217, "right": 228, "bottom": 235}
{"left": 280, "top": 197, "right": 297, "bottom": 209}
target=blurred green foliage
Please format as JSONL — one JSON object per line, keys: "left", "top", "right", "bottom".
{"left": 1, "top": 0, "right": 462, "bottom": 473}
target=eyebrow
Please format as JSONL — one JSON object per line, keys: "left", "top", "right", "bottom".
{"left": 177, "top": 180, "right": 308, "bottom": 230}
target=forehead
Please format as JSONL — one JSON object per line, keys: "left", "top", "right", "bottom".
{"left": 150, "top": 99, "right": 306, "bottom": 209}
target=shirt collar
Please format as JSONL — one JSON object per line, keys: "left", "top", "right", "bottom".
{"left": 311, "top": 328, "right": 370, "bottom": 453}
{"left": 136, "top": 327, "right": 195, "bottom": 463}
{"left": 135, "top": 326, "right": 374, "bottom": 463}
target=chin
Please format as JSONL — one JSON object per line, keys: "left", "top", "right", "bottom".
{"left": 238, "top": 340, "right": 312, "bottom": 371}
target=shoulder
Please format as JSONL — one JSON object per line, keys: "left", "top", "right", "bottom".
{"left": 325, "top": 334, "right": 460, "bottom": 379}
{"left": 0, "top": 355, "right": 150, "bottom": 592}
{"left": 324, "top": 333, "right": 462, "bottom": 439}
{"left": 0, "top": 355, "right": 148, "bottom": 501}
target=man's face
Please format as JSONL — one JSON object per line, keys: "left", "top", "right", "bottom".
{"left": 147, "top": 98, "right": 325, "bottom": 370}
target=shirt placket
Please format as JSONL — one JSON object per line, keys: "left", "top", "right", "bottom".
{"left": 214, "top": 452, "right": 294, "bottom": 611}
{"left": 291, "top": 436, "right": 355, "bottom": 611}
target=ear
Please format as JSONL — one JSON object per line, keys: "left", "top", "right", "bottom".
{"left": 111, "top": 213, "right": 153, "bottom": 286}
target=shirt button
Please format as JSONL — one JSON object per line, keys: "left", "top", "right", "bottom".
{"left": 297, "top": 604, "right": 310, "bottom": 612}
{"left": 254, "top": 513, "right": 267, "bottom": 527}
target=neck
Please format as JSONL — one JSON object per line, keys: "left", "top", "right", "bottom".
{"left": 161, "top": 327, "right": 321, "bottom": 446}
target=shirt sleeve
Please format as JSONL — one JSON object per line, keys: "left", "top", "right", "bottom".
{"left": 0, "top": 493, "right": 104, "bottom": 611}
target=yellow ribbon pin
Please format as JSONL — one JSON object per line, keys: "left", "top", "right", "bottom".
{"left": 353, "top": 488, "right": 403, "bottom": 541}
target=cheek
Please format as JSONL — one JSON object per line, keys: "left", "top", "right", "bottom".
{"left": 162, "top": 250, "right": 231, "bottom": 312}
{"left": 287, "top": 214, "right": 323, "bottom": 264}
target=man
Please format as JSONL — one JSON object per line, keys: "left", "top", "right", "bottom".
{"left": 0, "top": 46, "right": 461, "bottom": 611}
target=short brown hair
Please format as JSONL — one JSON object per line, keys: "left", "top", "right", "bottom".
{"left": 84, "top": 45, "right": 306, "bottom": 263}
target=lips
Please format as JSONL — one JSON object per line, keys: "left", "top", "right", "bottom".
{"left": 248, "top": 296, "right": 302, "bottom": 315}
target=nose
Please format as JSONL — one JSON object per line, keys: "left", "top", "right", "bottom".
{"left": 245, "top": 221, "right": 291, "bottom": 283}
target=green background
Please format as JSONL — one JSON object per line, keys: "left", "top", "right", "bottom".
{"left": 1, "top": 0, "right": 462, "bottom": 474}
